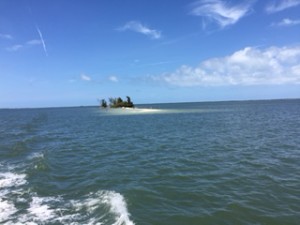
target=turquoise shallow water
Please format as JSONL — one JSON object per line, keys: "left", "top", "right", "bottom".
{"left": 0, "top": 100, "right": 300, "bottom": 224}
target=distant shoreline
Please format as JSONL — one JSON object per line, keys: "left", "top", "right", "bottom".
{"left": 1, "top": 98, "right": 299, "bottom": 110}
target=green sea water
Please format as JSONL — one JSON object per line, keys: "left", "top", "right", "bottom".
{"left": 0, "top": 100, "right": 299, "bottom": 224}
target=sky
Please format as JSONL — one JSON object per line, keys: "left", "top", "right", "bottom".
{"left": 0, "top": 0, "right": 300, "bottom": 108}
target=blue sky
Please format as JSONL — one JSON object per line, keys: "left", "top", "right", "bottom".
{"left": 1, "top": 0, "right": 300, "bottom": 108}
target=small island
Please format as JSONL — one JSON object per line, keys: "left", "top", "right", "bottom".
{"left": 99, "top": 96, "right": 134, "bottom": 108}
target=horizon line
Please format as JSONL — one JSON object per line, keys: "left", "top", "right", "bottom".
{"left": 1, "top": 97, "right": 299, "bottom": 110}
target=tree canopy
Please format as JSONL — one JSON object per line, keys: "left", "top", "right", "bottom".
{"left": 100, "top": 96, "right": 134, "bottom": 108}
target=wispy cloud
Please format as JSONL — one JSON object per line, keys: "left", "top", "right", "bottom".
{"left": 35, "top": 25, "right": 48, "bottom": 56}
{"left": 266, "top": 0, "right": 300, "bottom": 13}
{"left": 118, "top": 21, "right": 162, "bottom": 39}
{"left": 81, "top": 74, "right": 92, "bottom": 81}
{"left": 26, "top": 39, "right": 43, "bottom": 45}
{"left": 108, "top": 76, "right": 119, "bottom": 82}
{"left": 272, "top": 18, "right": 300, "bottom": 26}
{"left": 4, "top": 26, "right": 48, "bottom": 55}
{"left": 189, "top": 0, "right": 254, "bottom": 29}
{"left": 6, "top": 44, "right": 23, "bottom": 52}
{"left": 0, "top": 33, "right": 13, "bottom": 40}
{"left": 151, "top": 45, "right": 300, "bottom": 86}
{"left": 6, "top": 39, "right": 43, "bottom": 52}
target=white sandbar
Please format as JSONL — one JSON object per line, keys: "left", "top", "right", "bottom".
{"left": 102, "top": 107, "right": 165, "bottom": 115}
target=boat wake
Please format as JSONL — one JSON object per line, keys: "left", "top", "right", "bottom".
{"left": 0, "top": 171, "right": 134, "bottom": 225}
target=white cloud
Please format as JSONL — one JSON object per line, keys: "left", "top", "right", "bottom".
{"left": 189, "top": 0, "right": 254, "bottom": 28}
{"left": 6, "top": 44, "right": 23, "bottom": 52}
{"left": 266, "top": 0, "right": 300, "bottom": 13}
{"left": 0, "top": 33, "right": 13, "bottom": 40}
{"left": 272, "top": 18, "right": 300, "bottom": 26}
{"left": 27, "top": 39, "right": 43, "bottom": 45}
{"left": 81, "top": 74, "right": 92, "bottom": 81}
{"left": 109, "top": 76, "right": 119, "bottom": 82}
{"left": 152, "top": 46, "right": 300, "bottom": 86}
{"left": 6, "top": 40, "right": 43, "bottom": 52}
{"left": 118, "top": 21, "right": 162, "bottom": 39}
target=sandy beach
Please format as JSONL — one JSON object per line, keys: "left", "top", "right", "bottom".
{"left": 103, "top": 107, "right": 165, "bottom": 115}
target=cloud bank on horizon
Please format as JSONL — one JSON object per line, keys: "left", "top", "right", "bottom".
{"left": 152, "top": 45, "right": 300, "bottom": 87}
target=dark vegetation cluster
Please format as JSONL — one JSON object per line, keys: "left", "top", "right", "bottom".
{"left": 100, "top": 96, "right": 134, "bottom": 108}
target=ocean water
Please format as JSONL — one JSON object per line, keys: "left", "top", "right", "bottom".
{"left": 0, "top": 100, "right": 299, "bottom": 225}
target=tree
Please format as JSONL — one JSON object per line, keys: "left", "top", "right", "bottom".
{"left": 117, "top": 97, "right": 123, "bottom": 105}
{"left": 100, "top": 99, "right": 107, "bottom": 108}
{"left": 126, "top": 96, "right": 134, "bottom": 107}
{"left": 109, "top": 97, "right": 117, "bottom": 107}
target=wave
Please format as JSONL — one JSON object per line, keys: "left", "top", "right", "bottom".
{"left": 69, "top": 191, "right": 135, "bottom": 225}
{"left": 0, "top": 171, "right": 134, "bottom": 225}
{"left": 102, "top": 191, "right": 135, "bottom": 225}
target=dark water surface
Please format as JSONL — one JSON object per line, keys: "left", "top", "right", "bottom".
{"left": 0, "top": 100, "right": 299, "bottom": 224}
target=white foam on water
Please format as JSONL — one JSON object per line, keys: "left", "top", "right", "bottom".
{"left": 0, "top": 199, "right": 17, "bottom": 223}
{"left": 1, "top": 186, "right": 134, "bottom": 225}
{"left": 0, "top": 172, "right": 60, "bottom": 225}
{"left": 0, "top": 170, "right": 133, "bottom": 224}
{"left": 11, "top": 196, "right": 66, "bottom": 225}
{"left": 69, "top": 190, "right": 135, "bottom": 225}
{"left": 27, "top": 152, "right": 44, "bottom": 160}
{"left": 71, "top": 195, "right": 100, "bottom": 213}
{"left": 27, "top": 197, "right": 57, "bottom": 222}
{"left": 102, "top": 191, "right": 135, "bottom": 225}
{"left": 6, "top": 222, "right": 37, "bottom": 225}
{"left": 0, "top": 172, "right": 27, "bottom": 188}
{"left": 0, "top": 172, "right": 27, "bottom": 223}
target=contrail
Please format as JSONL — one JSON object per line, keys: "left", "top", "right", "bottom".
{"left": 35, "top": 25, "right": 48, "bottom": 56}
